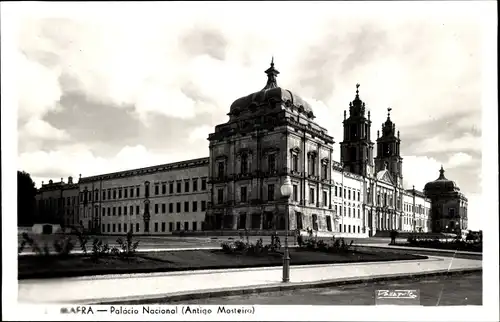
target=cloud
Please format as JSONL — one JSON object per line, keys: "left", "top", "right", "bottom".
{"left": 17, "top": 51, "right": 62, "bottom": 121}
{"left": 19, "top": 144, "right": 203, "bottom": 188}
{"left": 447, "top": 152, "right": 473, "bottom": 168}
{"left": 402, "top": 155, "right": 442, "bottom": 191}
{"left": 20, "top": 118, "right": 69, "bottom": 141}
{"left": 189, "top": 125, "right": 212, "bottom": 143}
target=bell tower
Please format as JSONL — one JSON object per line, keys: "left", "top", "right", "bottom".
{"left": 340, "top": 84, "right": 375, "bottom": 177}
{"left": 375, "top": 108, "right": 403, "bottom": 186}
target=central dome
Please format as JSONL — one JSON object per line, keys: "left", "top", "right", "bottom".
{"left": 424, "top": 166, "right": 461, "bottom": 194}
{"left": 228, "top": 59, "right": 314, "bottom": 119}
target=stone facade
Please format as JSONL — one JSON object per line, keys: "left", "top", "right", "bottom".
{"left": 424, "top": 166, "right": 468, "bottom": 233}
{"left": 77, "top": 158, "right": 209, "bottom": 235}
{"left": 34, "top": 177, "right": 80, "bottom": 227}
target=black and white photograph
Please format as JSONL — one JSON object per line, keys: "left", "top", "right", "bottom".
{"left": 1, "top": 1, "right": 498, "bottom": 321}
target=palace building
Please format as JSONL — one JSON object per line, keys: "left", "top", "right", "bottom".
{"left": 34, "top": 60, "right": 467, "bottom": 236}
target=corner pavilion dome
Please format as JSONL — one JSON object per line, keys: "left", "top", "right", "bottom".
{"left": 424, "top": 166, "right": 461, "bottom": 194}
{"left": 228, "top": 58, "right": 315, "bottom": 119}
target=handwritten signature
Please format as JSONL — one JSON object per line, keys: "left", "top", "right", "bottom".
{"left": 376, "top": 290, "right": 419, "bottom": 299}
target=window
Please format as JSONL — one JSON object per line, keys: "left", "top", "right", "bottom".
{"left": 155, "top": 204, "right": 159, "bottom": 214}
{"left": 193, "top": 222, "right": 198, "bottom": 231}
{"left": 344, "top": 206, "right": 346, "bottom": 216}
{"left": 348, "top": 208, "right": 351, "bottom": 217}
{"left": 358, "top": 226, "right": 360, "bottom": 233}
{"left": 155, "top": 185, "right": 159, "bottom": 195}
{"left": 201, "top": 179, "right": 207, "bottom": 190}
{"left": 124, "top": 223, "right": 127, "bottom": 233}
{"left": 339, "top": 187, "right": 342, "bottom": 198}
{"left": 124, "top": 188, "right": 128, "bottom": 198}
{"left": 309, "top": 156, "right": 316, "bottom": 175}
{"left": 118, "top": 224, "right": 121, "bottom": 233}
{"left": 449, "top": 208, "right": 456, "bottom": 217}
{"left": 177, "top": 182, "right": 181, "bottom": 193}
{"left": 108, "top": 190, "right": 111, "bottom": 199}
{"left": 295, "top": 212, "right": 303, "bottom": 230}
{"left": 240, "top": 186, "right": 248, "bottom": 202}
{"left": 192, "top": 201, "right": 197, "bottom": 212}
{"left": 268, "top": 154, "right": 276, "bottom": 172}
{"left": 348, "top": 225, "right": 351, "bottom": 233}
{"left": 348, "top": 190, "right": 351, "bottom": 200}
{"left": 107, "top": 208, "right": 111, "bottom": 216}
{"left": 113, "top": 207, "right": 116, "bottom": 216}
{"left": 162, "top": 203, "right": 166, "bottom": 213}
{"left": 162, "top": 184, "right": 166, "bottom": 194}
{"left": 184, "top": 201, "right": 189, "bottom": 212}
{"left": 267, "top": 184, "right": 275, "bottom": 201}
{"left": 107, "top": 223, "right": 110, "bottom": 232}
{"left": 185, "top": 181, "right": 189, "bottom": 193}
{"left": 344, "top": 188, "right": 346, "bottom": 198}
{"left": 130, "top": 188, "right": 134, "bottom": 198}
{"left": 358, "top": 209, "right": 360, "bottom": 218}
{"left": 193, "top": 179, "right": 198, "bottom": 192}
{"left": 176, "top": 202, "right": 181, "bottom": 213}
{"left": 136, "top": 205, "right": 140, "bottom": 215}
{"left": 309, "top": 188, "right": 315, "bottom": 204}
{"left": 113, "top": 190, "right": 117, "bottom": 199}
{"left": 321, "top": 163, "right": 327, "bottom": 179}
{"left": 241, "top": 154, "right": 248, "bottom": 174}
{"left": 155, "top": 222, "right": 158, "bottom": 232}
{"left": 326, "top": 216, "right": 332, "bottom": 231}
{"left": 169, "top": 203, "right": 173, "bottom": 213}
{"left": 118, "top": 207, "right": 122, "bottom": 216}
{"left": 292, "top": 154, "right": 299, "bottom": 172}
{"left": 102, "top": 207, "right": 105, "bottom": 216}
{"left": 312, "top": 214, "right": 318, "bottom": 230}
{"left": 124, "top": 206, "right": 127, "bottom": 215}
{"left": 169, "top": 183, "right": 174, "bottom": 194}
{"left": 218, "top": 162, "right": 225, "bottom": 179}
{"left": 176, "top": 222, "right": 181, "bottom": 231}
{"left": 102, "top": 192, "right": 106, "bottom": 201}
{"left": 136, "top": 187, "right": 140, "bottom": 197}
{"left": 201, "top": 201, "right": 206, "bottom": 211}
{"left": 335, "top": 186, "right": 338, "bottom": 197}
{"left": 136, "top": 223, "right": 140, "bottom": 233}
{"left": 184, "top": 222, "right": 189, "bottom": 231}
{"left": 162, "top": 222, "right": 166, "bottom": 232}
{"left": 130, "top": 205, "right": 133, "bottom": 215}
{"left": 118, "top": 189, "right": 122, "bottom": 199}
{"left": 112, "top": 224, "right": 116, "bottom": 232}
{"left": 358, "top": 191, "right": 360, "bottom": 201}
{"left": 217, "top": 188, "right": 224, "bottom": 204}
{"left": 293, "top": 185, "right": 298, "bottom": 202}
{"left": 323, "top": 191, "right": 328, "bottom": 207}
{"left": 169, "top": 222, "right": 173, "bottom": 232}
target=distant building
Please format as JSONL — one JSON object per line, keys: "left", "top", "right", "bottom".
{"left": 77, "top": 158, "right": 209, "bottom": 234}
{"left": 424, "top": 166, "right": 468, "bottom": 233}
{"left": 34, "top": 176, "right": 79, "bottom": 227}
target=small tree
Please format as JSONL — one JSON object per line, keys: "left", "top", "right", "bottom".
{"left": 390, "top": 229, "right": 399, "bottom": 245}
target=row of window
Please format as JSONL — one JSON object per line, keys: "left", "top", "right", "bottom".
{"left": 99, "top": 200, "right": 208, "bottom": 216}
{"left": 339, "top": 224, "right": 362, "bottom": 234}
{"left": 80, "top": 178, "right": 208, "bottom": 203}
{"left": 101, "top": 221, "right": 201, "bottom": 233}
{"left": 334, "top": 186, "right": 361, "bottom": 201}
{"left": 404, "top": 203, "right": 429, "bottom": 215}
{"left": 334, "top": 205, "right": 362, "bottom": 218}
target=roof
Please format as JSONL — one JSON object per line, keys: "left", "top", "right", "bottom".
{"left": 79, "top": 157, "right": 209, "bottom": 183}
{"left": 424, "top": 166, "right": 460, "bottom": 194}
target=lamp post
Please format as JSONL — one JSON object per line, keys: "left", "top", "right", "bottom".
{"left": 280, "top": 176, "right": 292, "bottom": 283}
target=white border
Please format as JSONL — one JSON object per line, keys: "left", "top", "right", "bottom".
{"left": 2, "top": 1, "right": 498, "bottom": 321}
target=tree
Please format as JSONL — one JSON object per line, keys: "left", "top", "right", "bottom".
{"left": 17, "top": 171, "right": 37, "bottom": 227}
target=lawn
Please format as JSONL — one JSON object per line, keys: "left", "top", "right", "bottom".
{"left": 394, "top": 242, "right": 482, "bottom": 253}
{"left": 18, "top": 248, "right": 427, "bottom": 280}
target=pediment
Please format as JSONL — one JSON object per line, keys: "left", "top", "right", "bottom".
{"left": 376, "top": 170, "right": 395, "bottom": 185}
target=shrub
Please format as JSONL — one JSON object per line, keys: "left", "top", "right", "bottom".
{"left": 221, "top": 241, "right": 235, "bottom": 253}
{"left": 75, "top": 230, "right": 89, "bottom": 254}
{"left": 317, "top": 240, "right": 328, "bottom": 251}
{"left": 233, "top": 240, "right": 248, "bottom": 252}
{"left": 116, "top": 230, "right": 140, "bottom": 258}
{"left": 297, "top": 234, "right": 304, "bottom": 247}
{"left": 91, "top": 238, "right": 110, "bottom": 262}
{"left": 53, "top": 236, "right": 74, "bottom": 258}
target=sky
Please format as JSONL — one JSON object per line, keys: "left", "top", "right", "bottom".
{"left": 5, "top": 1, "right": 497, "bottom": 230}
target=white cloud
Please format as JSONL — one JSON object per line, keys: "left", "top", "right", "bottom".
{"left": 409, "top": 133, "right": 481, "bottom": 154}
{"left": 466, "top": 193, "right": 483, "bottom": 230}
{"left": 402, "top": 155, "right": 443, "bottom": 191}
{"left": 189, "top": 125, "right": 212, "bottom": 143}
{"left": 447, "top": 152, "right": 473, "bottom": 168}
{"left": 17, "top": 51, "right": 62, "bottom": 121}
{"left": 21, "top": 118, "right": 69, "bottom": 141}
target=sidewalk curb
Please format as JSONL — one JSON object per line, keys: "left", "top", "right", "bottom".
{"left": 357, "top": 244, "right": 482, "bottom": 256}
{"left": 89, "top": 267, "right": 482, "bottom": 305}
